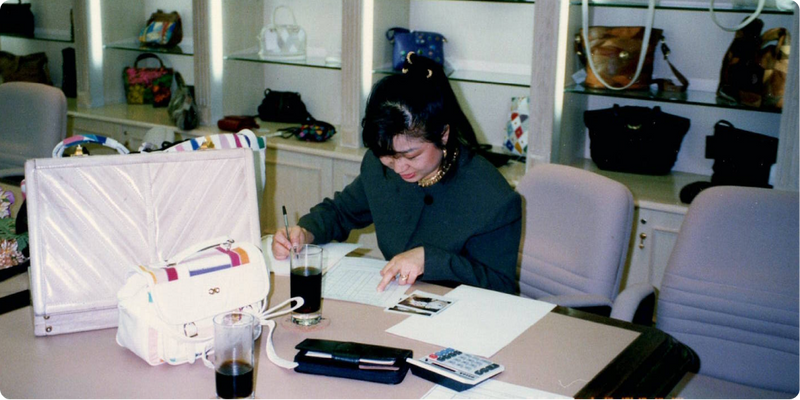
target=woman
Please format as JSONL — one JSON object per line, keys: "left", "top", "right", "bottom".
{"left": 273, "top": 53, "right": 521, "bottom": 294}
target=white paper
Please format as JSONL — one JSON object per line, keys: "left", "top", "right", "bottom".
{"left": 261, "top": 235, "right": 359, "bottom": 275}
{"left": 321, "top": 257, "right": 408, "bottom": 308}
{"left": 421, "top": 380, "right": 572, "bottom": 399}
{"left": 386, "top": 285, "right": 556, "bottom": 358}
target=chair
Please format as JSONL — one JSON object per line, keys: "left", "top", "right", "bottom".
{"left": 516, "top": 164, "right": 634, "bottom": 315}
{"left": 657, "top": 186, "right": 799, "bottom": 398}
{"left": 0, "top": 82, "right": 67, "bottom": 179}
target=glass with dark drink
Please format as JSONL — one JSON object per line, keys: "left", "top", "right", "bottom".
{"left": 290, "top": 244, "right": 323, "bottom": 326}
{"left": 213, "top": 312, "right": 256, "bottom": 399}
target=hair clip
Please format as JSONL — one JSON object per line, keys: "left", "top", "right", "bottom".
{"left": 401, "top": 52, "right": 432, "bottom": 79}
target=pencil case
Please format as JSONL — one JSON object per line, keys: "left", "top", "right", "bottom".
{"left": 293, "top": 339, "right": 413, "bottom": 384}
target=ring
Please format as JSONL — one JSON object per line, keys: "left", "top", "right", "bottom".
{"left": 399, "top": 274, "right": 408, "bottom": 280}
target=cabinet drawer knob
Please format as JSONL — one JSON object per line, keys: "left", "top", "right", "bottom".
{"left": 638, "top": 233, "right": 648, "bottom": 249}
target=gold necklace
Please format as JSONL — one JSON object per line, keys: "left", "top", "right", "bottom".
{"left": 418, "top": 148, "right": 458, "bottom": 188}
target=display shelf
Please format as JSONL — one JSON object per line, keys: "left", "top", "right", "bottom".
{"left": 0, "top": 32, "right": 73, "bottom": 43}
{"left": 564, "top": 84, "right": 783, "bottom": 114}
{"left": 225, "top": 49, "right": 341, "bottom": 70}
{"left": 374, "top": 66, "right": 530, "bottom": 87}
{"left": 571, "top": 158, "right": 710, "bottom": 213}
{"left": 573, "top": 0, "right": 794, "bottom": 13}
{"left": 104, "top": 38, "right": 193, "bottom": 56}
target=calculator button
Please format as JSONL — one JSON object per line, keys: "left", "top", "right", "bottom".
{"left": 428, "top": 354, "right": 438, "bottom": 360}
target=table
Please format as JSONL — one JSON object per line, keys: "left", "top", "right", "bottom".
{"left": 0, "top": 275, "right": 697, "bottom": 398}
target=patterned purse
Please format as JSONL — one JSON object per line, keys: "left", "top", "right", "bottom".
{"left": 386, "top": 28, "right": 447, "bottom": 71}
{"left": 122, "top": 53, "right": 174, "bottom": 107}
{"left": 503, "top": 97, "right": 530, "bottom": 156}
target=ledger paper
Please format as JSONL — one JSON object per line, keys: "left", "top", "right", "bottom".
{"left": 321, "top": 257, "right": 408, "bottom": 308}
{"left": 386, "top": 285, "right": 556, "bottom": 357}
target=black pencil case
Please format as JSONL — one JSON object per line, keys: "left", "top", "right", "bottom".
{"left": 293, "top": 339, "right": 413, "bottom": 385}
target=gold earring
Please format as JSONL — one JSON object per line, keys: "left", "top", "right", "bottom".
{"left": 443, "top": 149, "right": 447, "bottom": 159}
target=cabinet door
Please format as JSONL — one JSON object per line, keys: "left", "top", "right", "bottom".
{"left": 333, "top": 159, "right": 382, "bottom": 259}
{"left": 262, "top": 148, "right": 333, "bottom": 235}
{"left": 622, "top": 207, "right": 684, "bottom": 291}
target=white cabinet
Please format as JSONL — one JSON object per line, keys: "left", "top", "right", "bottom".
{"left": 622, "top": 207, "right": 684, "bottom": 291}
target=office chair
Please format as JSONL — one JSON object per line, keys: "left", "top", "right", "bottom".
{"left": 657, "top": 186, "right": 799, "bottom": 398}
{"left": 516, "top": 163, "right": 634, "bottom": 316}
{"left": 0, "top": 82, "right": 67, "bottom": 180}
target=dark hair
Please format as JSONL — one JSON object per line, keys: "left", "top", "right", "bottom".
{"left": 361, "top": 53, "right": 479, "bottom": 158}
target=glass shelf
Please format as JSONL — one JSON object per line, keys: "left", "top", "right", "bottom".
{"left": 564, "top": 84, "right": 782, "bottom": 114}
{"left": 104, "top": 39, "right": 193, "bottom": 56}
{"left": 373, "top": 67, "right": 531, "bottom": 87}
{"left": 0, "top": 32, "right": 73, "bottom": 43}
{"left": 225, "top": 50, "right": 342, "bottom": 70}
{"left": 571, "top": 0, "right": 794, "bottom": 13}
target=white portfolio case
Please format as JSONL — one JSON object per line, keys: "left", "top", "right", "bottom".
{"left": 25, "top": 149, "right": 262, "bottom": 336}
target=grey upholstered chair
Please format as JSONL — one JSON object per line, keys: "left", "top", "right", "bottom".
{"left": 0, "top": 82, "right": 67, "bottom": 179}
{"left": 516, "top": 163, "right": 634, "bottom": 315}
{"left": 658, "top": 186, "right": 799, "bottom": 399}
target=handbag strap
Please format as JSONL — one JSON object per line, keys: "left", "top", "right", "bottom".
{"left": 166, "top": 236, "right": 234, "bottom": 265}
{"left": 272, "top": 5, "right": 297, "bottom": 26}
{"left": 581, "top": 0, "right": 657, "bottom": 91}
{"left": 709, "top": 0, "right": 765, "bottom": 32}
{"left": 651, "top": 39, "right": 690, "bottom": 92}
{"left": 386, "top": 27, "right": 410, "bottom": 42}
{"left": 51, "top": 134, "right": 130, "bottom": 157}
{"left": 134, "top": 53, "right": 166, "bottom": 69}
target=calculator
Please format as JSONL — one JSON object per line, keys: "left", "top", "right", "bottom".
{"left": 406, "top": 347, "right": 505, "bottom": 392}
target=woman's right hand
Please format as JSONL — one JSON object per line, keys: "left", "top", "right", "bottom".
{"left": 272, "top": 226, "right": 315, "bottom": 259}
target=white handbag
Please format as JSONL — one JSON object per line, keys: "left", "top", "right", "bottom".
{"left": 116, "top": 237, "right": 301, "bottom": 368}
{"left": 258, "top": 6, "right": 307, "bottom": 60}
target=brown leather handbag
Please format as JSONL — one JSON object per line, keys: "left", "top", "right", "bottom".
{"left": 575, "top": 26, "right": 663, "bottom": 90}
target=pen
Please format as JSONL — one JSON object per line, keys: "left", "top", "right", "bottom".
{"left": 282, "top": 205, "right": 292, "bottom": 249}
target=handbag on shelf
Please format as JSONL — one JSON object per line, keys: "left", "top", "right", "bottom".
{"left": 123, "top": 53, "right": 174, "bottom": 107}
{"left": 0, "top": 51, "right": 52, "bottom": 85}
{"left": 258, "top": 6, "right": 307, "bottom": 60}
{"left": 257, "top": 88, "right": 312, "bottom": 123}
{"left": 584, "top": 104, "right": 691, "bottom": 175}
{"left": 138, "top": 9, "right": 183, "bottom": 48}
{"left": 0, "top": 0, "right": 34, "bottom": 38}
{"left": 167, "top": 72, "right": 199, "bottom": 130}
{"left": 279, "top": 120, "right": 336, "bottom": 143}
{"left": 503, "top": 97, "right": 530, "bottom": 156}
{"left": 116, "top": 238, "right": 270, "bottom": 366}
{"left": 717, "top": 18, "right": 791, "bottom": 110}
{"left": 386, "top": 27, "right": 446, "bottom": 71}
{"left": 294, "top": 339, "right": 413, "bottom": 384}
{"left": 217, "top": 115, "right": 260, "bottom": 132}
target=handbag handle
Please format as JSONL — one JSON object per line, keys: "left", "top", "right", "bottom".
{"left": 385, "top": 27, "right": 410, "bottom": 42}
{"left": 709, "top": 0, "right": 765, "bottom": 32}
{"left": 51, "top": 134, "right": 130, "bottom": 157}
{"left": 133, "top": 53, "right": 166, "bottom": 69}
{"left": 580, "top": 0, "right": 657, "bottom": 91}
{"left": 166, "top": 236, "right": 234, "bottom": 265}
{"left": 271, "top": 5, "right": 297, "bottom": 26}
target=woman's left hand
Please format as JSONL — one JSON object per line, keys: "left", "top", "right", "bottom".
{"left": 377, "top": 247, "right": 425, "bottom": 292}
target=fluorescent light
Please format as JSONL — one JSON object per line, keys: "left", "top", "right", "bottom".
{"left": 210, "top": 0, "right": 223, "bottom": 83}
{"left": 361, "top": 0, "right": 374, "bottom": 100}
{"left": 89, "top": 0, "right": 103, "bottom": 70}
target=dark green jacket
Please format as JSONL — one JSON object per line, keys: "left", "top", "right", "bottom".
{"left": 298, "top": 146, "right": 522, "bottom": 294}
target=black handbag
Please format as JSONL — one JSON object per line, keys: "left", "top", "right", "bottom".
{"left": 167, "top": 72, "right": 198, "bottom": 130}
{"left": 0, "top": 0, "right": 34, "bottom": 37}
{"left": 584, "top": 104, "right": 690, "bottom": 175}
{"left": 293, "top": 339, "right": 412, "bottom": 385}
{"left": 257, "top": 88, "right": 311, "bottom": 123}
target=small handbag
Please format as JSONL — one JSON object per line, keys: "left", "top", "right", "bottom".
{"left": 386, "top": 28, "right": 446, "bottom": 71}
{"left": 167, "top": 71, "right": 199, "bottom": 130}
{"left": 0, "top": 0, "right": 34, "bottom": 38}
{"left": 116, "top": 238, "right": 289, "bottom": 366}
{"left": 0, "top": 51, "right": 52, "bottom": 85}
{"left": 138, "top": 9, "right": 183, "bottom": 48}
{"left": 503, "top": 97, "right": 530, "bottom": 156}
{"left": 123, "top": 53, "right": 174, "bottom": 107}
{"left": 280, "top": 120, "right": 336, "bottom": 143}
{"left": 258, "top": 6, "right": 307, "bottom": 60}
{"left": 257, "top": 88, "right": 312, "bottom": 123}
{"left": 217, "top": 116, "right": 260, "bottom": 132}
{"left": 584, "top": 104, "right": 690, "bottom": 175}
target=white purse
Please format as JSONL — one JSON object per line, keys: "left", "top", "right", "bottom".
{"left": 116, "top": 237, "right": 301, "bottom": 368}
{"left": 258, "top": 6, "right": 307, "bottom": 61}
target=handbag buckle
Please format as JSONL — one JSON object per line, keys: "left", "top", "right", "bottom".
{"left": 184, "top": 322, "right": 198, "bottom": 338}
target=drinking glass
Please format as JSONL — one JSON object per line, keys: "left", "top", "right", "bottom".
{"left": 214, "top": 312, "right": 256, "bottom": 399}
{"left": 289, "top": 244, "right": 323, "bottom": 326}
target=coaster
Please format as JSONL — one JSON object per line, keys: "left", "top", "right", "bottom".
{"left": 279, "top": 316, "right": 331, "bottom": 332}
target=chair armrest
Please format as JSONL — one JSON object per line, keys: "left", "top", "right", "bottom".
{"left": 610, "top": 283, "right": 655, "bottom": 322}
{"left": 538, "top": 294, "right": 613, "bottom": 309}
